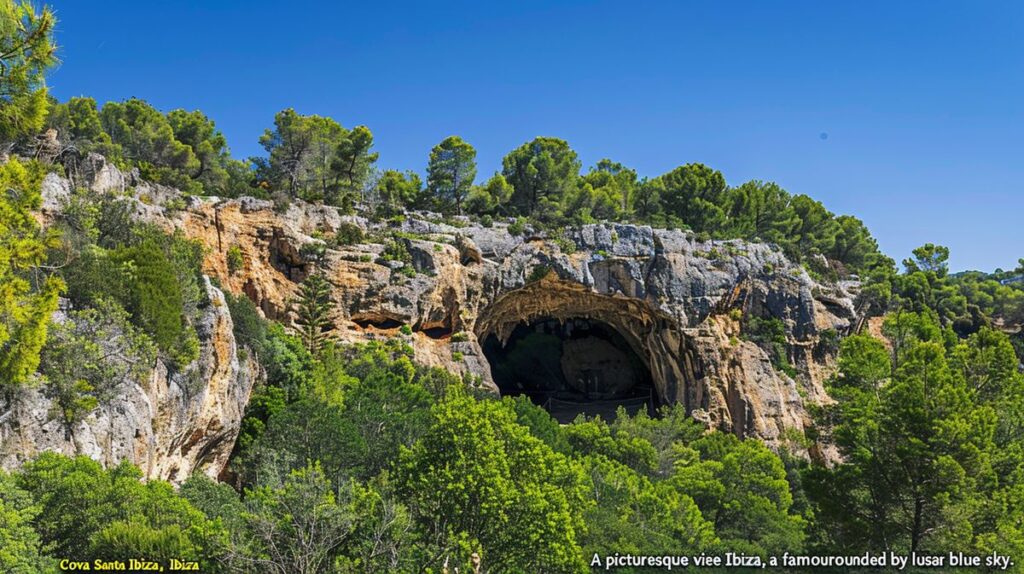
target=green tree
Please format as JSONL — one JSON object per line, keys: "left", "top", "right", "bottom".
{"left": 294, "top": 272, "right": 334, "bottom": 356}
{"left": 426, "top": 135, "right": 477, "bottom": 215}
{"left": 806, "top": 315, "right": 1006, "bottom": 556}
{"left": 673, "top": 433, "right": 805, "bottom": 555}
{"left": 631, "top": 177, "right": 664, "bottom": 223}
{"left": 45, "top": 96, "right": 121, "bottom": 159}
{"left": 580, "top": 453, "right": 716, "bottom": 561}
{"left": 725, "top": 180, "right": 798, "bottom": 244}
{"left": 257, "top": 110, "right": 376, "bottom": 208}
{"left": 0, "top": 470, "right": 54, "bottom": 573}
{"left": 39, "top": 298, "right": 156, "bottom": 424}
{"left": 167, "top": 108, "right": 234, "bottom": 194}
{"left": 112, "top": 237, "right": 199, "bottom": 367}
{"left": 502, "top": 136, "right": 580, "bottom": 218}
{"left": 398, "top": 389, "right": 588, "bottom": 572}
{"left": 0, "top": 158, "right": 63, "bottom": 387}
{"left": 330, "top": 125, "right": 377, "bottom": 209}
{"left": 574, "top": 159, "right": 637, "bottom": 221}
{"left": 790, "top": 194, "right": 838, "bottom": 257}
{"left": 0, "top": 0, "right": 56, "bottom": 144}
{"left": 100, "top": 98, "right": 201, "bottom": 192}
{"left": 827, "top": 214, "right": 879, "bottom": 272}
{"left": 655, "top": 163, "right": 728, "bottom": 233}
{"left": 257, "top": 109, "right": 345, "bottom": 201}
{"left": 15, "top": 453, "right": 225, "bottom": 567}
{"left": 904, "top": 242, "right": 951, "bottom": 277}
{"left": 464, "top": 172, "right": 513, "bottom": 216}
{"left": 376, "top": 169, "right": 421, "bottom": 217}
{"left": 235, "top": 463, "right": 358, "bottom": 574}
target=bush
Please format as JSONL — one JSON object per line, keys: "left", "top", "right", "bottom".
{"left": 742, "top": 315, "right": 796, "bottom": 378}
{"left": 508, "top": 216, "right": 527, "bottom": 236}
{"left": 226, "top": 245, "right": 244, "bottom": 275}
{"left": 40, "top": 299, "right": 156, "bottom": 424}
{"left": 334, "top": 222, "right": 364, "bottom": 246}
{"left": 380, "top": 237, "right": 411, "bottom": 264}
{"left": 111, "top": 238, "right": 199, "bottom": 367}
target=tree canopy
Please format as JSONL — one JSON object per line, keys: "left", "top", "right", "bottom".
{"left": 0, "top": 0, "right": 56, "bottom": 144}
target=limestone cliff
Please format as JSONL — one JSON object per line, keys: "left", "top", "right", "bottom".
{"left": 23, "top": 154, "right": 859, "bottom": 465}
{"left": 0, "top": 273, "right": 259, "bottom": 484}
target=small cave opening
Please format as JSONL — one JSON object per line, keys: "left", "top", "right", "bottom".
{"left": 482, "top": 317, "right": 657, "bottom": 423}
{"left": 418, "top": 326, "right": 453, "bottom": 339}
{"left": 352, "top": 315, "right": 404, "bottom": 330}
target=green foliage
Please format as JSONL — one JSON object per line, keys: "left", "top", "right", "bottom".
{"left": 111, "top": 236, "right": 200, "bottom": 367}
{"left": 465, "top": 172, "right": 513, "bottom": 216}
{"left": 657, "top": 163, "right": 728, "bottom": 233}
{"left": 570, "top": 159, "right": 636, "bottom": 221}
{"left": 741, "top": 315, "right": 797, "bottom": 378}
{"left": 166, "top": 107, "right": 247, "bottom": 195}
{"left": 39, "top": 299, "right": 156, "bottom": 424}
{"left": 14, "top": 453, "right": 225, "bottom": 568}
{"left": 226, "top": 244, "right": 244, "bottom": 275}
{"left": 0, "top": 471, "right": 54, "bottom": 573}
{"left": 332, "top": 221, "right": 364, "bottom": 247}
{"left": 257, "top": 109, "right": 377, "bottom": 209}
{"left": 0, "top": 158, "right": 63, "bottom": 388}
{"left": 426, "top": 135, "right": 477, "bottom": 215}
{"left": 502, "top": 136, "right": 581, "bottom": 218}
{"left": 0, "top": 0, "right": 56, "bottom": 143}
{"left": 725, "top": 180, "right": 799, "bottom": 244}
{"left": 332, "top": 125, "right": 378, "bottom": 209}
{"left": 674, "top": 433, "right": 805, "bottom": 555}
{"left": 527, "top": 263, "right": 551, "bottom": 283}
{"left": 100, "top": 98, "right": 202, "bottom": 193}
{"left": 376, "top": 169, "right": 422, "bottom": 216}
{"left": 237, "top": 463, "right": 358, "bottom": 574}
{"left": 380, "top": 235, "right": 412, "bottom": 264}
{"left": 49, "top": 190, "right": 204, "bottom": 371}
{"left": 398, "top": 388, "right": 589, "bottom": 572}
{"left": 293, "top": 272, "right": 334, "bottom": 356}
{"left": 45, "top": 96, "right": 120, "bottom": 159}
{"left": 507, "top": 215, "right": 528, "bottom": 236}
{"left": 242, "top": 348, "right": 436, "bottom": 484}
{"left": 806, "top": 307, "right": 1024, "bottom": 560}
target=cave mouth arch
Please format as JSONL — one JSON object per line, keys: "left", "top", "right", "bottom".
{"left": 482, "top": 315, "right": 658, "bottom": 423}
{"left": 475, "top": 276, "right": 695, "bottom": 422}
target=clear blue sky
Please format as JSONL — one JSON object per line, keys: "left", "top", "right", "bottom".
{"left": 46, "top": 0, "right": 1024, "bottom": 272}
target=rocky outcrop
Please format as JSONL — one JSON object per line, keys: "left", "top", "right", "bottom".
{"left": 0, "top": 277, "right": 259, "bottom": 484}
{"left": 33, "top": 154, "right": 859, "bottom": 456}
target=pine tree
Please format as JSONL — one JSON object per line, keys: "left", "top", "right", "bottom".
{"left": 426, "top": 135, "right": 476, "bottom": 215}
{"left": 0, "top": 0, "right": 57, "bottom": 146}
{"left": 0, "top": 158, "right": 64, "bottom": 388}
{"left": 294, "top": 272, "right": 334, "bottom": 356}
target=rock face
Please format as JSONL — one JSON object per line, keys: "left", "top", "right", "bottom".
{"left": 27, "top": 155, "right": 859, "bottom": 460}
{"left": 0, "top": 276, "right": 260, "bottom": 484}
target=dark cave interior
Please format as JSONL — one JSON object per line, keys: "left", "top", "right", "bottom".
{"left": 482, "top": 317, "right": 657, "bottom": 423}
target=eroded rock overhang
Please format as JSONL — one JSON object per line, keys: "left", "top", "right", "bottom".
{"left": 474, "top": 274, "right": 701, "bottom": 412}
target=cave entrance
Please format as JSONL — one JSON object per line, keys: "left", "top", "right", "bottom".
{"left": 482, "top": 317, "right": 657, "bottom": 423}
